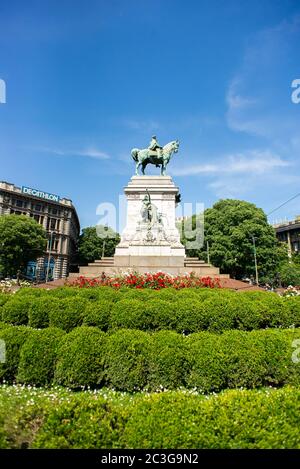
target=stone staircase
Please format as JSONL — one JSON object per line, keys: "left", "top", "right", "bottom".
{"left": 87, "top": 257, "right": 114, "bottom": 267}
{"left": 74, "top": 255, "right": 229, "bottom": 279}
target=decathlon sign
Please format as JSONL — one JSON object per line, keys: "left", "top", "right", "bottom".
{"left": 22, "top": 186, "right": 60, "bottom": 202}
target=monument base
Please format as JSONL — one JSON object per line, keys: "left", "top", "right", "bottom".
{"left": 75, "top": 174, "right": 229, "bottom": 279}
{"left": 75, "top": 256, "right": 229, "bottom": 278}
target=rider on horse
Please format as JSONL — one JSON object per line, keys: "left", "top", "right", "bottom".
{"left": 148, "top": 136, "right": 163, "bottom": 156}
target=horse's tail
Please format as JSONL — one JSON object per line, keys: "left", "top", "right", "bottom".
{"left": 131, "top": 148, "right": 139, "bottom": 162}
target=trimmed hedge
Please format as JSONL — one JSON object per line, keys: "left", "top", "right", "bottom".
{"left": 1, "top": 297, "right": 33, "bottom": 325}
{"left": 28, "top": 297, "right": 61, "bottom": 328}
{"left": 1, "top": 386, "right": 299, "bottom": 449}
{"left": 0, "top": 325, "right": 35, "bottom": 382}
{"left": 49, "top": 298, "right": 88, "bottom": 332}
{"left": 147, "top": 330, "right": 190, "bottom": 390}
{"left": 15, "top": 288, "right": 44, "bottom": 298}
{"left": 0, "top": 293, "right": 10, "bottom": 307}
{"left": 54, "top": 327, "right": 107, "bottom": 388}
{"left": 3, "top": 287, "right": 300, "bottom": 334}
{"left": 82, "top": 300, "right": 113, "bottom": 331}
{"left": 1, "top": 325, "right": 299, "bottom": 391}
{"left": 122, "top": 387, "right": 300, "bottom": 449}
{"left": 105, "top": 329, "right": 152, "bottom": 391}
{"left": 17, "top": 328, "right": 66, "bottom": 386}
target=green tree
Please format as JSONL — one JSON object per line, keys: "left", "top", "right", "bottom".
{"left": 78, "top": 225, "right": 120, "bottom": 265}
{"left": 279, "top": 262, "right": 300, "bottom": 287}
{"left": 181, "top": 199, "right": 288, "bottom": 280}
{"left": 0, "top": 215, "right": 47, "bottom": 277}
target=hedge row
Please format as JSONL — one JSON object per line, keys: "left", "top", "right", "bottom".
{"left": 1, "top": 288, "right": 299, "bottom": 333}
{"left": 0, "top": 386, "right": 300, "bottom": 448}
{"left": 1, "top": 326, "right": 300, "bottom": 392}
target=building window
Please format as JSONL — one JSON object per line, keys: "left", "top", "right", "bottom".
{"left": 16, "top": 199, "right": 26, "bottom": 208}
{"left": 35, "top": 204, "right": 42, "bottom": 212}
{"left": 47, "top": 217, "right": 58, "bottom": 231}
{"left": 52, "top": 240, "right": 59, "bottom": 251}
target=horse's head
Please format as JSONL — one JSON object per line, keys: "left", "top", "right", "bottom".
{"left": 163, "top": 139, "right": 180, "bottom": 155}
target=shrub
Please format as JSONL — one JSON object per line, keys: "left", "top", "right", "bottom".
{"left": 1, "top": 386, "right": 300, "bottom": 449}
{"left": 17, "top": 328, "right": 66, "bottom": 386}
{"left": 105, "top": 329, "right": 152, "bottom": 391}
{"left": 54, "top": 327, "right": 107, "bottom": 388}
{"left": 110, "top": 300, "right": 148, "bottom": 330}
{"left": 252, "top": 329, "right": 300, "bottom": 387}
{"left": 49, "top": 298, "right": 87, "bottom": 332}
{"left": 187, "top": 332, "right": 226, "bottom": 392}
{"left": 33, "top": 393, "right": 131, "bottom": 449}
{"left": 0, "top": 325, "right": 35, "bottom": 382}
{"left": 1, "top": 297, "right": 32, "bottom": 325}
{"left": 47, "top": 287, "right": 79, "bottom": 299}
{"left": 148, "top": 331, "right": 190, "bottom": 390}
{"left": 144, "top": 300, "right": 178, "bottom": 330}
{"left": 75, "top": 287, "right": 122, "bottom": 302}
{"left": 0, "top": 293, "right": 10, "bottom": 307}
{"left": 28, "top": 297, "right": 62, "bottom": 329}
{"left": 155, "top": 288, "right": 178, "bottom": 302}
{"left": 82, "top": 300, "right": 113, "bottom": 331}
{"left": 172, "top": 298, "right": 207, "bottom": 333}
{"left": 123, "top": 387, "right": 300, "bottom": 449}
{"left": 221, "top": 330, "right": 266, "bottom": 388}
{"left": 15, "top": 288, "right": 44, "bottom": 298}
{"left": 232, "top": 296, "right": 262, "bottom": 330}
{"left": 202, "top": 296, "right": 237, "bottom": 332}
{"left": 95, "top": 287, "right": 122, "bottom": 303}
{"left": 122, "top": 289, "right": 157, "bottom": 302}
{"left": 0, "top": 322, "right": 9, "bottom": 331}
{"left": 255, "top": 294, "right": 290, "bottom": 328}
{"left": 283, "top": 296, "right": 300, "bottom": 327}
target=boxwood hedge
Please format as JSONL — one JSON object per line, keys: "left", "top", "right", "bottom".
{"left": 0, "top": 325, "right": 35, "bottom": 382}
{"left": 3, "top": 287, "right": 300, "bottom": 334}
{"left": 17, "top": 327, "right": 66, "bottom": 386}
{"left": 1, "top": 386, "right": 298, "bottom": 449}
{"left": 54, "top": 327, "right": 107, "bottom": 388}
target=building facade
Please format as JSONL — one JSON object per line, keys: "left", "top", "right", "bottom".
{"left": 274, "top": 217, "right": 300, "bottom": 257}
{"left": 0, "top": 181, "right": 80, "bottom": 280}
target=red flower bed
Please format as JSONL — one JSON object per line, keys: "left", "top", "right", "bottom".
{"left": 67, "top": 272, "right": 220, "bottom": 290}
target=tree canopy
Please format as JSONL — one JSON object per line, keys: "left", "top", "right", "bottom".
{"left": 0, "top": 215, "right": 47, "bottom": 277}
{"left": 78, "top": 225, "right": 120, "bottom": 265}
{"left": 181, "top": 199, "right": 288, "bottom": 281}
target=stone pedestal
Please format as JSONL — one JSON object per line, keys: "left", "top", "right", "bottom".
{"left": 76, "top": 175, "right": 228, "bottom": 278}
{"left": 114, "top": 176, "right": 185, "bottom": 268}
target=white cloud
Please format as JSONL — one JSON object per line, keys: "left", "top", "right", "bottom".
{"left": 171, "top": 150, "right": 290, "bottom": 177}
{"left": 35, "top": 146, "right": 110, "bottom": 160}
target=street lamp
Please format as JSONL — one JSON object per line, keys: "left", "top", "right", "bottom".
{"left": 102, "top": 224, "right": 108, "bottom": 259}
{"left": 45, "top": 231, "right": 56, "bottom": 283}
{"left": 251, "top": 235, "right": 259, "bottom": 285}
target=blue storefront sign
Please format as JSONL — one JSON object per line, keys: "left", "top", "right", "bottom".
{"left": 22, "top": 186, "right": 60, "bottom": 203}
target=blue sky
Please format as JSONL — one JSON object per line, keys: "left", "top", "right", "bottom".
{"left": 1, "top": 0, "right": 300, "bottom": 231}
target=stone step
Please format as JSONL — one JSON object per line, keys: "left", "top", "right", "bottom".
{"left": 184, "top": 260, "right": 206, "bottom": 264}
{"left": 88, "top": 261, "right": 115, "bottom": 266}
{"left": 184, "top": 262, "right": 210, "bottom": 267}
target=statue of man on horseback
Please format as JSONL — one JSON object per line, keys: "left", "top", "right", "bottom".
{"left": 131, "top": 137, "right": 180, "bottom": 176}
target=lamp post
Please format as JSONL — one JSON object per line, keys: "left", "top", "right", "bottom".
{"left": 251, "top": 235, "right": 259, "bottom": 285}
{"left": 45, "top": 231, "right": 55, "bottom": 283}
{"left": 102, "top": 224, "right": 108, "bottom": 259}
